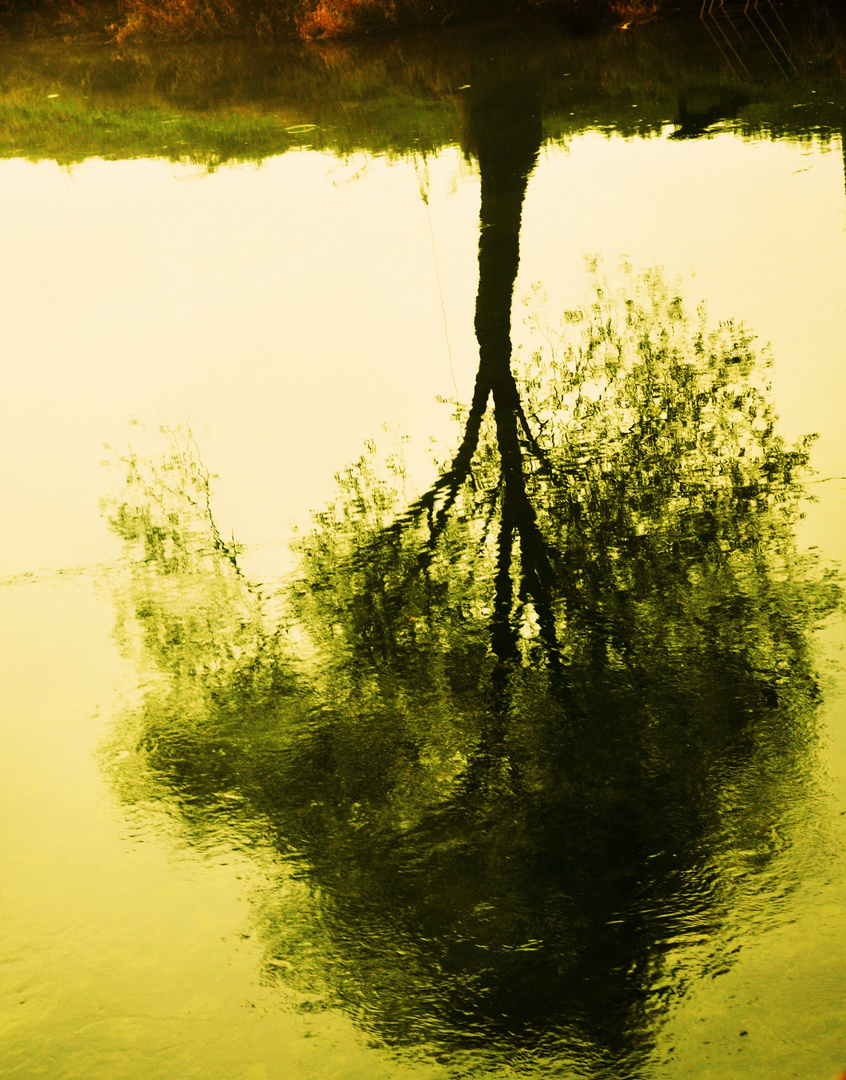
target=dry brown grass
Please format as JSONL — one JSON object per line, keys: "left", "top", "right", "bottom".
{"left": 296, "top": 0, "right": 395, "bottom": 38}
{"left": 110, "top": 0, "right": 237, "bottom": 42}
{"left": 608, "top": 0, "right": 661, "bottom": 24}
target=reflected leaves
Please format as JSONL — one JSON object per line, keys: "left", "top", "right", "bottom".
{"left": 103, "top": 271, "right": 838, "bottom": 1076}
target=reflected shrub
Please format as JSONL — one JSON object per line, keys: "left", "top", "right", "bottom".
{"left": 103, "top": 267, "right": 840, "bottom": 1068}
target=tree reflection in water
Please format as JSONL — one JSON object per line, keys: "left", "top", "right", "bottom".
{"left": 103, "top": 77, "right": 839, "bottom": 1080}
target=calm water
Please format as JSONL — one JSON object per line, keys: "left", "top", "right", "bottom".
{"left": 3, "top": 9, "right": 846, "bottom": 1079}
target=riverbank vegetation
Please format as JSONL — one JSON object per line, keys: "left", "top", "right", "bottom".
{"left": 1, "top": 0, "right": 668, "bottom": 43}
{"left": 6, "top": 0, "right": 838, "bottom": 45}
{"left": 1, "top": 2, "right": 845, "bottom": 168}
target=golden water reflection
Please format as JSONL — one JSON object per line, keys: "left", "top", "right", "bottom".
{"left": 2, "top": 132, "right": 846, "bottom": 586}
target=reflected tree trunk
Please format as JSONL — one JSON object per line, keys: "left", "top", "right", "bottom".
{"left": 462, "top": 78, "right": 570, "bottom": 757}
{"left": 467, "top": 80, "right": 563, "bottom": 684}
{"left": 385, "top": 75, "right": 563, "bottom": 755}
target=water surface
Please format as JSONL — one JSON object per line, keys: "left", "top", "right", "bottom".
{"left": 3, "top": 10, "right": 846, "bottom": 1079}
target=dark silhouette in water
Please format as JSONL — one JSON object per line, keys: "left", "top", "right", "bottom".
{"left": 671, "top": 89, "right": 754, "bottom": 138}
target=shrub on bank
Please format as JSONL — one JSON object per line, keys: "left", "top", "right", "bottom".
{"left": 2, "top": 0, "right": 665, "bottom": 42}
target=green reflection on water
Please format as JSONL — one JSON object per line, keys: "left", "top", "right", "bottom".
{"left": 103, "top": 260, "right": 839, "bottom": 1076}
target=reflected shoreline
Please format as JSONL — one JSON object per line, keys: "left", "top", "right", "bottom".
{"left": 3, "top": 2, "right": 846, "bottom": 168}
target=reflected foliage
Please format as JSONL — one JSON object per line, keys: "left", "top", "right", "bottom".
{"left": 105, "top": 268, "right": 838, "bottom": 1076}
